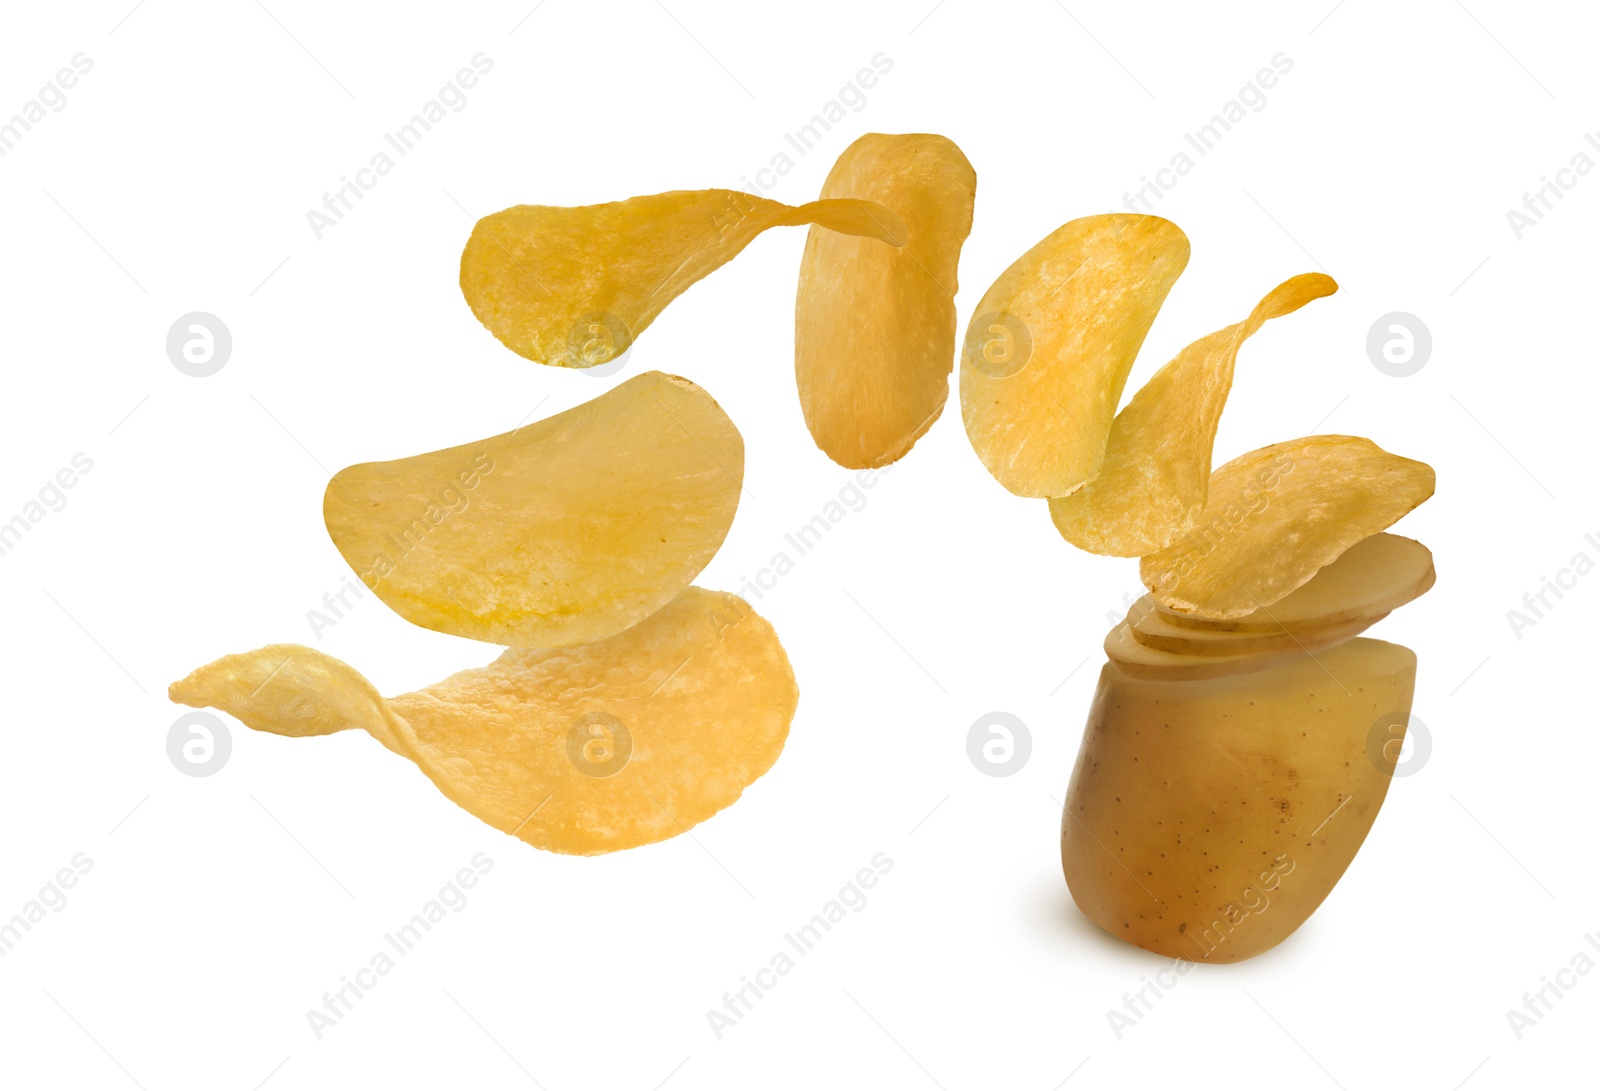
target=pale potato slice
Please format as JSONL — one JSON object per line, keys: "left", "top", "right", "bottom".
{"left": 325, "top": 371, "right": 743, "bottom": 649}
{"left": 1049, "top": 273, "right": 1337, "bottom": 555}
{"left": 461, "top": 189, "right": 905, "bottom": 366}
{"left": 1141, "top": 436, "right": 1435, "bottom": 619}
{"left": 168, "top": 588, "right": 798, "bottom": 855}
{"left": 1104, "top": 614, "right": 1376, "bottom": 681}
{"left": 1063, "top": 637, "right": 1417, "bottom": 963}
{"left": 960, "top": 215, "right": 1189, "bottom": 498}
{"left": 1129, "top": 596, "right": 1386, "bottom": 656}
{"left": 795, "top": 133, "right": 976, "bottom": 468}
{"left": 1163, "top": 533, "right": 1435, "bottom": 633}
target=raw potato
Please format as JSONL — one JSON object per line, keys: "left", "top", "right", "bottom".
{"left": 1104, "top": 615, "right": 1376, "bottom": 682}
{"left": 1141, "top": 435, "right": 1436, "bottom": 618}
{"left": 325, "top": 371, "right": 743, "bottom": 649}
{"left": 1049, "top": 273, "right": 1337, "bottom": 555}
{"left": 1062, "top": 637, "right": 1417, "bottom": 962}
{"left": 795, "top": 133, "right": 976, "bottom": 468}
{"left": 461, "top": 189, "right": 906, "bottom": 366}
{"left": 960, "top": 215, "right": 1190, "bottom": 498}
{"left": 1129, "top": 596, "right": 1386, "bottom": 657}
{"left": 1164, "top": 533, "right": 1435, "bottom": 633}
{"left": 169, "top": 588, "right": 798, "bottom": 855}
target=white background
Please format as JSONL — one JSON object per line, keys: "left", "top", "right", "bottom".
{"left": 0, "top": 1, "right": 1593, "bottom": 1088}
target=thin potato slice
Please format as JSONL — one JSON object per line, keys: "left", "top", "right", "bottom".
{"left": 960, "top": 215, "right": 1190, "bottom": 497}
{"left": 1104, "top": 614, "right": 1375, "bottom": 681}
{"left": 1129, "top": 596, "right": 1386, "bottom": 656}
{"left": 461, "top": 189, "right": 906, "bottom": 366}
{"left": 1141, "top": 436, "right": 1436, "bottom": 618}
{"left": 1049, "top": 273, "right": 1337, "bottom": 555}
{"left": 1163, "top": 533, "right": 1435, "bottom": 633}
{"left": 325, "top": 371, "right": 743, "bottom": 649}
{"left": 795, "top": 133, "right": 976, "bottom": 468}
{"left": 168, "top": 588, "right": 798, "bottom": 855}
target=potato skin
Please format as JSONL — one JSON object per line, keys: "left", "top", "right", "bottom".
{"left": 1061, "top": 638, "right": 1416, "bottom": 963}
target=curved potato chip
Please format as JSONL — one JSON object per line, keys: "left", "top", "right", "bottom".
{"left": 960, "top": 215, "right": 1190, "bottom": 497}
{"left": 1141, "top": 436, "right": 1436, "bottom": 618}
{"left": 461, "top": 189, "right": 907, "bottom": 366}
{"left": 1163, "top": 533, "right": 1435, "bottom": 633}
{"left": 325, "top": 371, "right": 743, "bottom": 648}
{"left": 169, "top": 588, "right": 797, "bottom": 855}
{"left": 1049, "top": 273, "right": 1338, "bottom": 555}
{"left": 794, "top": 133, "right": 976, "bottom": 468}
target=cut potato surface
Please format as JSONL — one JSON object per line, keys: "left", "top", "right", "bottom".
{"left": 960, "top": 215, "right": 1189, "bottom": 498}
{"left": 1049, "top": 273, "right": 1337, "bottom": 556}
{"left": 169, "top": 588, "right": 798, "bottom": 855}
{"left": 1164, "top": 533, "right": 1435, "bottom": 633}
{"left": 795, "top": 134, "right": 976, "bottom": 469}
{"left": 1141, "top": 435, "right": 1435, "bottom": 618}
{"left": 461, "top": 189, "right": 906, "bottom": 366}
{"left": 1104, "top": 613, "right": 1377, "bottom": 681}
{"left": 325, "top": 371, "right": 743, "bottom": 649}
{"left": 1063, "top": 637, "right": 1417, "bottom": 962}
{"left": 1130, "top": 597, "right": 1386, "bottom": 656}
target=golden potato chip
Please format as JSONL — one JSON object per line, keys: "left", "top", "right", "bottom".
{"left": 1104, "top": 613, "right": 1375, "bottom": 681}
{"left": 168, "top": 588, "right": 797, "bottom": 855}
{"left": 325, "top": 371, "right": 743, "bottom": 648}
{"left": 960, "top": 215, "right": 1189, "bottom": 497}
{"left": 1049, "top": 273, "right": 1337, "bottom": 555}
{"left": 794, "top": 133, "right": 976, "bottom": 468}
{"left": 1163, "top": 533, "right": 1435, "bottom": 633}
{"left": 461, "top": 189, "right": 906, "bottom": 366}
{"left": 1141, "top": 436, "right": 1436, "bottom": 618}
{"left": 1128, "top": 595, "right": 1385, "bottom": 656}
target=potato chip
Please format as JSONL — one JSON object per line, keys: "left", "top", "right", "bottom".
{"left": 1104, "top": 613, "right": 1376, "bottom": 681}
{"left": 461, "top": 189, "right": 906, "bottom": 366}
{"left": 1049, "top": 273, "right": 1337, "bottom": 555}
{"left": 1163, "top": 533, "right": 1435, "bottom": 633}
{"left": 169, "top": 588, "right": 798, "bottom": 855}
{"left": 325, "top": 371, "right": 743, "bottom": 649}
{"left": 1141, "top": 436, "right": 1436, "bottom": 618}
{"left": 959, "top": 215, "right": 1190, "bottom": 497}
{"left": 794, "top": 133, "right": 976, "bottom": 468}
